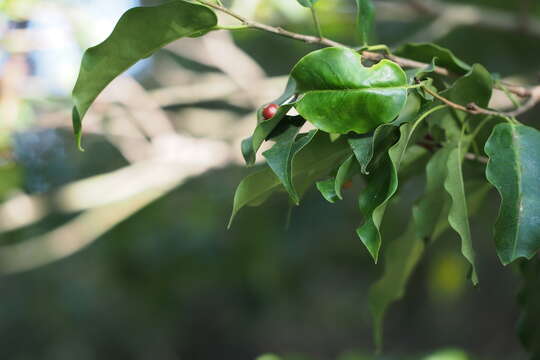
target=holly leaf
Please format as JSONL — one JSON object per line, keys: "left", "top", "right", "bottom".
{"left": 395, "top": 43, "right": 471, "bottom": 75}
{"left": 72, "top": 1, "right": 217, "bottom": 150}
{"left": 229, "top": 132, "right": 350, "bottom": 227}
{"left": 291, "top": 47, "right": 408, "bottom": 134}
{"left": 355, "top": 0, "right": 375, "bottom": 46}
{"left": 263, "top": 121, "right": 317, "bottom": 205}
{"left": 444, "top": 138, "right": 479, "bottom": 285}
{"left": 242, "top": 78, "right": 297, "bottom": 165}
{"left": 485, "top": 123, "right": 540, "bottom": 265}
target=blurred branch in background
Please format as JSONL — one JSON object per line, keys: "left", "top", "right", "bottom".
{"left": 376, "top": 0, "right": 540, "bottom": 44}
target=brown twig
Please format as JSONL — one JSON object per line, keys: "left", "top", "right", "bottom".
{"left": 197, "top": 0, "right": 535, "bottom": 100}
{"left": 420, "top": 83, "right": 540, "bottom": 118}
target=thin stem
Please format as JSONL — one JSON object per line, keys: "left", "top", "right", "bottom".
{"left": 310, "top": 7, "right": 323, "bottom": 39}
{"left": 411, "top": 104, "right": 447, "bottom": 135}
{"left": 497, "top": 81, "right": 521, "bottom": 109}
{"left": 196, "top": 0, "right": 344, "bottom": 47}
{"left": 213, "top": 25, "right": 250, "bottom": 31}
{"left": 470, "top": 116, "right": 493, "bottom": 139}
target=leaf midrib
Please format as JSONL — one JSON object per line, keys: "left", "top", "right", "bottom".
{"left": 510, "top": 124, "right": 523, "bottom": 259}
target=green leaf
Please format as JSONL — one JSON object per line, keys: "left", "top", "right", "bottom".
{"left": 291, "top": 47, "right": 408, "bottom": 135}
{"left": 356, "top": 103, "right": 448, "bottom": 261}
{"left": 296, "top": 0, "right": 319, "bottom": 8}
{"left": 316, "top": 154, "right": 360, "bottom": 203}
{"left": 229, "top": 132, "right": 350, "bottom": 227}
{"left": 316, "top": 178, "right": 338, "bottom": 203}
{"left": 369, "top": 222, "right": 424, "bottom": 351}
{"left": 484, "top": 123, "right": 540, "bottom": 265}
{"left": 429, "top": 64, "right": 493, "bottom": 140}
{"left": 356, "top": 124, "right": 412, "bottom": 262}
{"left": 242, "top": 79, "right": 297, "bottom": 165}
{"left": 444, "top": 138, "right": 479, "bottom": 285}
{"left": 395, "top": 43, "right": 471, "bottom": 75}
{"left": 263, "top": 123, "right": 317, "bottom": 205}
{"left": 348, "top": 125, "right": 397, "bottom": 175}
{"left": 72, "top": 1, "right": 217, "bottom": 150}
{"left": 518, "top": 257, "right": 540, "bottom": 359}
{"left": 334, "top": 154, "right": 360, "bottom": 199}
{"left": 413, "top": 147, "right": 452, "bottom": 242}
{"left": 348, "top": 92, "right": 420, "bottom": 175}
{"left": 354, "top": 0, "right": 375, "bottom": 46}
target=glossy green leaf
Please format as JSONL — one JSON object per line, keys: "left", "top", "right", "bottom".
{"left": 369, "top": 222, "right": 424, "bottom": 350}
{"left": 291, "top": 47, "right": 408, "bottom": 135}
{"left": 229, "top": 132, "right": 350, "bottom": 227}
{"left": 444, "top": 138, "right": 478, "bottom": 285}
{"left": 518, "top": 257, "right": 540, "bottom": 358}
{"left": 296, "top": 0, "right": 319, "bottom": 8}
{"left": 355, "top": 0, "right": 375, "bottom": 46}
{"left": 72, "top": 1, "right": 217, "bottom": 150}
{"left": 395, "top": 43, "right": 471, "bottom": 75}
{"left": 485, "top": 123, "right": 540, "bottom": 265}
{"left": 242, "top": 78, "right": 297, "bottom": 165}
{"left": 263, "top": 124, "right": 317, "bottom": 205}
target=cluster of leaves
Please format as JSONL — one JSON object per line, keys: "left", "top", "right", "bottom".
{"left": 70, "top": 0, "right": 540, "bottom": 354}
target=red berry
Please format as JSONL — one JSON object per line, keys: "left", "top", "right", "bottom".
{"left": 342, "top": 180, "right": 353, "bottom": 190}
{"left": 262, "top": 103, "right": 279, "bottom": 120}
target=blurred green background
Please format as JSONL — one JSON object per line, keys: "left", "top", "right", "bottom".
{"left": 0, "top": 0, "right": 539, "bottom": 359}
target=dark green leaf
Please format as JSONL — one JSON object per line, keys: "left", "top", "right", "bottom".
{"left": 444, "top": 139, "right": 478, "bottom": 285}
{"left": 291, "top": 47, "right": 408, "bottom": 134}
{"left": 229, "top": 132, "right": 350, "bottom": 227}
{"left": 72, "top": 1, "right": 217, "bottom": 150}
{"left": 485, "top": 123, "right": 540, "bottom": 265}
{"left": 263, "top": 125, "right": 317, "bottom": 205}
{"left": 395, "top": 43, "right": 471, "bottom": 75}
{"left": 356, "top": 123, "right": 412, "bottom": 262}
{"left": 355, "top": 0, "right": 375, "bottom": 46}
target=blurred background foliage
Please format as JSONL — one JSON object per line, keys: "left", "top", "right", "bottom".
{"left": 0, "top": 0, "right": 539, "bottom": 359}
